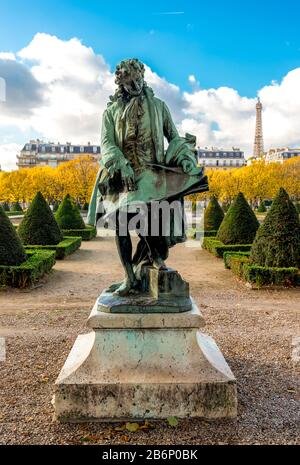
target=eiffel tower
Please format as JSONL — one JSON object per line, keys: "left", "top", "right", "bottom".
{"left": 253, "top": 97, "right": 264, "bottom": 158}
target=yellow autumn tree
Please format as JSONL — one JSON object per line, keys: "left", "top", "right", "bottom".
{"left": 0, "top": 155, "right": 299, "bottom": 206}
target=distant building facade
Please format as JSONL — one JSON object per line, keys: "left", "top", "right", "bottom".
{"left": 17, "top": 140, "right": 101, "bottom": 168}
{"left": 197, "top": 147, "right": 245, "bottom": 169}
{"left": 265, "top": 147, "right": 300, "bottom": 164}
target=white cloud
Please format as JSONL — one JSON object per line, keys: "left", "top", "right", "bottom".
{"left": 0, "top": 32, "right": 300, "bottom": 171}
{"left": 0, "top": 143, "right": 22, "bottom": 171}
{"left": 0, "top": 52, "right": 16, "bottom": 61}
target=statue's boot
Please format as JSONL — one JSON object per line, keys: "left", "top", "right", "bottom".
{"left": 107, "top": 281, "right": 123, "bottom": 292}
{"left": 113, "top": 278, "right": 140, "bottom": 296}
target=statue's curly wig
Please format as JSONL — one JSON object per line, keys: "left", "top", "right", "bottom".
{"left": 108, "top": 58, "right": 153, "bottom": 106}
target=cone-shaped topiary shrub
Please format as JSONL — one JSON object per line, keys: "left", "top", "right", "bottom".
{"left": 250, "top": 188, "right": 300, "bottom": 268}
{"left": 2, "top": 202, "right": 10, "bottom": 212}
{"left": 18, "top": 191, "right": 63, "bottom": 245}
{"left": 204, "top": 196, "right": 224, "bottom": 232}
{"left": 55, "top": 194, "right": 85, "bottom": 230}
{"left": 217, "top": 192, "right": 259, "bottom": 245}
{"left": 11, "top": 201, "right": 23, "bottom": 212}
{"left": 257, "top": 201, "right": 266, "bottom": 213}
{"left": 0, "top": 206, "right": 26, "bottom": 265}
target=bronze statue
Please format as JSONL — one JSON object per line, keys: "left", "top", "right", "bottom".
{"left": 88, "top": 59, "right": 208, "bottom": 297}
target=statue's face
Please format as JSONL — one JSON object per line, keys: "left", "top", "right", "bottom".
{"left": 122, "top": 67, "right": 144, "bottom": 97}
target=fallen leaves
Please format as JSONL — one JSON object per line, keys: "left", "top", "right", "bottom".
{"left": 115, "top": 421, "right": 154, "bottom": 433}
{"left": 167, "top": 416, "right": 178, "bottom": 427}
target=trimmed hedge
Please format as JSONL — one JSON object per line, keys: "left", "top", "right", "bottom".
{"left": 217, "top": 192, "right": 259, "bottom": 245}
{"left": 62, "top": 225, "right": 97, "bottom": 241}
{"left": 19, "top": 191, "right": 63, "bottom": 245}
{"left": 204, "top": 196, "right": 224, "bottom": 231}
{"left": 0, "top": 250, "right": 56, "bottom": 288}
{"left": 250, "top": 188, "right": 300, "bottom": 268}
{"left": 187, "top": 229, "right": 218, "bottom": 240}
{"left": 7, "top": 211, "right": 24, "bottom": 216}
{"left": 202, "top": 237, "right": 252, "bottom": 258}
{"left": 1, "top": 202, "right": 10, "bottom": 212}
{"left": 223, "top": 251, "right": 250, "bottom": 269}
{"left": 224, "top": 252, "right": 299, "bottom": 286}
{"left": 24, "top": 236, "right": 81, "bottom": 259}
{"left": 55, "top": 194, "right": 85, "bottom": 230}
{"left": 257, "top": 202, "right": 266, "bottom": 213}
{"left": 11, "top": 202, "right": 23, "bottom": 212}
{"left": 0, "top": 206, "right": 26, "bottom": 266}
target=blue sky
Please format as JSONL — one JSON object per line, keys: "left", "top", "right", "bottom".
{"left": 1, "top": 0, "right": 300, "bottom": 170}
{"left": 1, "top": 0, "right": 300, "bottom": 96}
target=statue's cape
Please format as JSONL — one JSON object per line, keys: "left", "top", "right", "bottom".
{"left": 87, "top": 89, "right": 208, "bottom": 226}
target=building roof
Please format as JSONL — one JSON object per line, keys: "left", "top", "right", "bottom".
{"left": 22, "top": 141, "right": 100, "bottom": 154}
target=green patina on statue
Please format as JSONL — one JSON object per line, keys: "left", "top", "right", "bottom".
{"left": 88, "top": 58, "right": 208, "bottom": 299}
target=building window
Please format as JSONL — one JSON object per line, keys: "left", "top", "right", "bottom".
{"left": 80, "top": 146, "right": 84, "bottom": 153}
{"left": 60, "top": 146, "right": 64, "bottom": 153}
{"left": 26, "top": 145, "right": 30, "bottom": 151}
{"left": 93, "top": 146, "right": 97, "bottom": 153}
{"left": 41, "top": 146, "right": 46, "bottom": 152}
{"left": 52, "top": 146, "right": 55, "bottom": 153}
{"left": 70, "top": 146, "right": 74, "bottom": 153}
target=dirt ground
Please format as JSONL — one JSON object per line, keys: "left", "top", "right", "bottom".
{"left": 0, "top": 233, "right": 299, "bottom": 445}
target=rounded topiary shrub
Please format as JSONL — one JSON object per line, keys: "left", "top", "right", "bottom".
{"left": 257, "top": 201, "right": 266, "bottom": 213}
{"left": 0, "top": 206, "right": 26, "bottom": 266}
{"left": 250, "top": 188, "right": 300, "bottom": 268}
{"left": 18, "top": 191, "right": 63, "bottom": 245}
{"left": 11, "top": 202, "right": 23, "bottom": 212}
{"left": 204, "top": 196, "right": 224, "bottom": 232}
{"left": 55, "top": 194, "right": 85, "bottom": 230}
{"left": 217, "top": 192, "right": 259, "bottom": 245}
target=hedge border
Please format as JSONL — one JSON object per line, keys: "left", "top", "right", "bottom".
{"left": 7, "top": 211, "right": 24, "bottom": 217}
{"left": 0, "top": 250, "right": 56, "bottom": 288}
{"left": 62, "top": 225, "right": 97, "bottom": 241}
{"left": 24, "top": 236, "right": 81, "bottom": 259}
{"left": 187, "top": 229, "right": 218, "bottom": 240}
{"left": 202, "top": 237, "right": 252, "bottom": 258}
{"left": 224, "top": 252, "right": 300, "bottom": 287}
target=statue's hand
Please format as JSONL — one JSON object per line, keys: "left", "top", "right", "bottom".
{"left": 121, "top": 163, "right": 136, "bottom": 191}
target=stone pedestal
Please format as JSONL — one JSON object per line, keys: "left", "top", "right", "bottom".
{"left": 53, "top": 298, "right": 237, "bottom": 421}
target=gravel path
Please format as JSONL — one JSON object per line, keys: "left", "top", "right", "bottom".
{"left": 0, "top": 235, "right": 299, "bottom": 444}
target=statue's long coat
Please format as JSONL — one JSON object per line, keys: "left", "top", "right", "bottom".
{"left": 87, "top": 87, "right": 208, "bottom": 232}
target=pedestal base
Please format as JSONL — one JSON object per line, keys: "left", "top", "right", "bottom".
{"left": 53, "top": 300, "right": 237, "bottom": 421}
